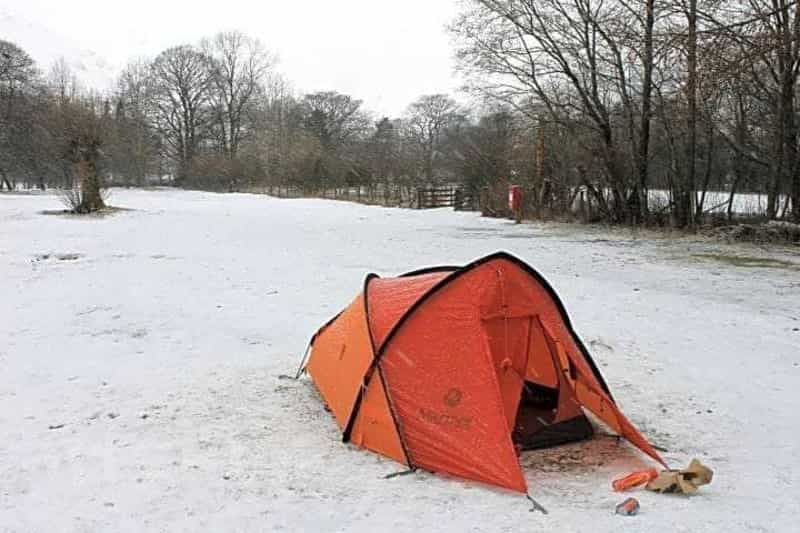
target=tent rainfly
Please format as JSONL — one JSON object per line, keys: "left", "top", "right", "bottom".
{"left": 301, "top": 252, "right": 665, "bottom": 493}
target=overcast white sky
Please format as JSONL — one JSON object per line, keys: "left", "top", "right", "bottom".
{"left": 1, "top": 0, "right": 463, "bottom": 117}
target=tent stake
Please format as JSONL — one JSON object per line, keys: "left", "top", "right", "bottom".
{"left": 526, "top": 494, "right": 549, "bottom": 515}
{"left": 278, "top": 342, "right": 312, "bottom": 381}
{"left": 384, "top": 467, "right": 417, "bottom": 479}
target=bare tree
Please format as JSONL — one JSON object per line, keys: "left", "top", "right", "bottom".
{"left": 300, "top": 91, "right": 370, "bottom": 188}
{"left": 452, "top": 0, "right": 650, "bottom": 222}
{"left": 404, "top": 94, "right": 460, "bottom": 182}
{"left": 618, "top": 0, "right": 658, "bottom": 217}
{"left": 111, "top": 60, "right": 159, "bottom": 185}
{"left": 255, "top": 74, "right": 307, "bottom": 186}
{"left": 746, "top": 0, "right": 800, "bottom": 221}
{"left": 694, "top": 0, "right": 800, "bottom": 221}
{"left": 203, "top": 31, "right": 275, "bottom": 160}
{"left": 149, "top": 45, "right": 213, "bottom": 183}
{"left": 64, "top": 102, "right": 107, "bottom": 212}
{"left": 454, "top": 109, "right": 518, "bottom": 193}
{"left": 48, "top": 58, "right": 82, "bottom": 106}
{"left": 0, "top": 40, "right": 37, "bottom": 190}
{"left": 367, "top": 117, "right": 403, "bottom": 185}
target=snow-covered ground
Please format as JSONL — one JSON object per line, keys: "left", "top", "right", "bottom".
{"left": 646, "top": 189, "right": 789, "bottom": 216}
{"left": 1, "top": 189, "right": 798, "bottom": 532}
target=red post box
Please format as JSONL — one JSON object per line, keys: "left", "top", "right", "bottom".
{"left": 508, "top": 185, "right": 523, "bottom": 222}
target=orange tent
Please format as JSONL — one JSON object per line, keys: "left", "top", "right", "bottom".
{"left": 302, "top": 252, "right": 665, "bottom": 493}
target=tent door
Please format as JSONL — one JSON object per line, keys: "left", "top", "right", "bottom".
{"left": 512, "top": 381, "right": 594, "bottom": 450}
{"left": 511, "top": 316, "right": 594, "bottom": 451}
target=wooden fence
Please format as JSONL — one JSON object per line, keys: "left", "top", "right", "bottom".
{"left": 416, "top": 187, "right": 456, "bottom": 209}
{"left": 415, "top": 187, "right": 479, "bottom": 210}
{"left": 253, "top": 184, "right": 481, "bottom": 212}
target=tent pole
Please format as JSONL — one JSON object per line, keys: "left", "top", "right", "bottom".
{"left": 292, "top": 342, "right": 312, "bottom": 380}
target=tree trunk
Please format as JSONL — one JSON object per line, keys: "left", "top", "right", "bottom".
{"left": 76, "top": 148, "right": 105, "bottom": 213}
{"left": 728, "top": 94, "right": 747, "bottom": 222}
{"left": 727, "top": 175, "right": 740, "bottom": 222}
{"left": 768, "top": 77, "right": 795, "bottom": 219}
{"left": 684, "top": 0, "right": 698, "bottom": 229}
{"left": 638, "top": 0, "right": 655, "bottom": 220}
{"left": 764, "top": 1, "right": 800, "bottom": 219}
{"left": 0, "top": 170, "right": 11, "bottom": 191}
{"left": 696, "top": 119, "right": 715, "bottom": 223}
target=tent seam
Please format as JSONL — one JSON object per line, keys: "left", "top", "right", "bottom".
{"left": 342, "top": 274, "right": 415, "bottom": 469}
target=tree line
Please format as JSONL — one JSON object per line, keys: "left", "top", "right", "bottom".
{"left": 0, "top": 32, "right": 476, "bottom": 210}
{"left": 452, "top": 0, "right": 800, "bottom": 225}
{"left": 1, "top": 1, "right": 799, "bottom": 224}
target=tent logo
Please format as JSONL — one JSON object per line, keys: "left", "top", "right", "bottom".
{"left": 443, "top": 388, "right": 463, "bottom": 407}
{"left": 419, "top": 407, "right": 472, "bottom": 429}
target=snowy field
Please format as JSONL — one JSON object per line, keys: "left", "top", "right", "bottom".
{"left": 1, "top": 189, "right": 799, "bottom": 532}
{"left": 645, "top": 189, "right": 789, "bottom": 216}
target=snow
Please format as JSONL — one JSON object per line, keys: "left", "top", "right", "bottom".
{"left": 1, "top": 188, "right": 798, "bottom": 532}
{"left": 646, "top": 190, "right": 790, "bottom": 216}
{"left": 575, "top": 189, "right": 787, "bottom": 217}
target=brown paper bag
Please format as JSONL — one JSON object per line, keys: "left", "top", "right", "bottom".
{"left": 646, "top": 459, "right": 713, "bottom": 494}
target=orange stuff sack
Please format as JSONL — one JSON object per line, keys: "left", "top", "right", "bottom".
{"left": 612, "top": 469, "right": 659, "bottom": 491}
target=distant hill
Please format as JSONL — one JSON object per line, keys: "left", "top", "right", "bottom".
{"left": 0, "top": 7, "right": 117, "bottom": 91}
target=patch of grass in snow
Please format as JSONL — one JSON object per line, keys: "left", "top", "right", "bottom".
{"left": 692, "top": 253, "right": 799, "bottom": 271}
{"left": 33, "top": 252, "right": 84, "bottom": 262}
{"left": 39, "top": 205, "right": 133, "bottom": 218}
